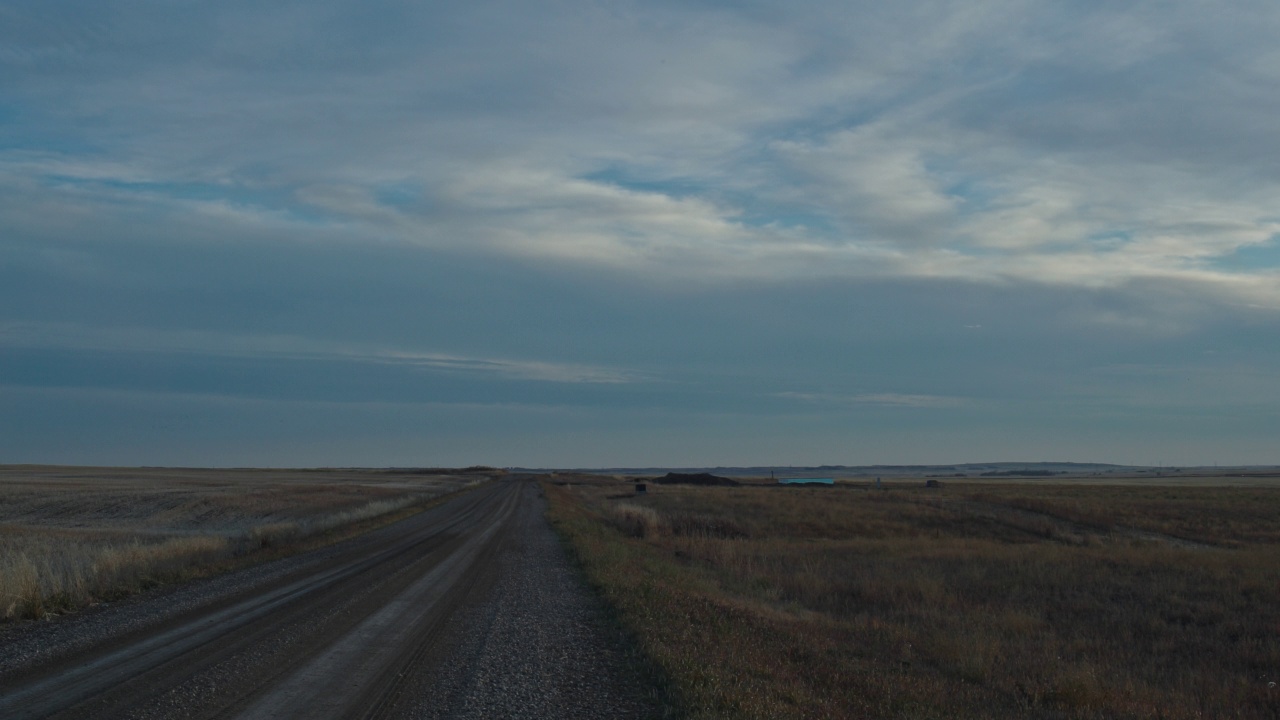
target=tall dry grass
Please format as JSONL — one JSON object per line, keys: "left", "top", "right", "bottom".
{"left": 1, "top": 531, "right": 230, "bottom": 619}
{"left": 0, "top": 467, "right": 486, "bottom": 620}
{"left": 547, "top": 481, "right": 1280, "bottom": 719}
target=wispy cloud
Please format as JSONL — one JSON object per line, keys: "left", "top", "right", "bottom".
{"left": 776, "top": 392, "right": 966, "bottom": 408}
{"left": 0, "top": 322, "right": 642, "bottom": 385}
{"left": 3, "top": 1, "right": 1279, "bottom": 297}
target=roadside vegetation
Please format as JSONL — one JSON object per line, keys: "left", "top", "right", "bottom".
{"left": 0, "top": 466, "right": 488, "bottom": 621}
{"left": 546, "top": 479, "right": 1280, "bottom": 719}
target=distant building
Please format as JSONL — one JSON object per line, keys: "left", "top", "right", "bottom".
{"left": 778, "top": 477, "right": 834, "bottom": 485}
{"left": 635, "top": 482, "right": 647, "bottom": 494}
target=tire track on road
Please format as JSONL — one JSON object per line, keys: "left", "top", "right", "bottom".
{"left": 1, "top": 478, "right": 659, "bottom": 719}
{"left": 0, "top": 482, "right": 513, "bottom": 719}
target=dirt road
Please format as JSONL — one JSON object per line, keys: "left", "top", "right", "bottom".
{"left": 0, "top": 479, "right": 659, "bottom": 719}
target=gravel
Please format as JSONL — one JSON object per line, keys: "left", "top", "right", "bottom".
{"left": 0, "top": 534, "right": 346, "bottom": 679}
{"left": 0, "top": 481, "right": 668, "bottom": 719}
{"left": 403, "top": 486, "right": 664, "bottom": 720}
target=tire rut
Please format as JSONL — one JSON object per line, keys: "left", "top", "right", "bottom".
{"left": 0, "top": 483, "right": 514, "bottom": 719}
{"left": 0, "top": 479, "right": 659, "bottom": 719}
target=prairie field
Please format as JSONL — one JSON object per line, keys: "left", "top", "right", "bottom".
{"left": 546, "top": 478, "right": 1280, "bottom": 719}
{"left": 0, "top": 465, "right": 486, "bottom": 621}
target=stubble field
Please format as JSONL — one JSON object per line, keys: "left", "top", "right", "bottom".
{"left": 546, "top": 476, "right": 1280, "bottom": 719}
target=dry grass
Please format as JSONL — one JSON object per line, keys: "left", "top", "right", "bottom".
{"left": 0, "top": 466, "right": 488, "bottom": 621}
{"left": 547, "top": 480, "right": 1280, "bottom": 719}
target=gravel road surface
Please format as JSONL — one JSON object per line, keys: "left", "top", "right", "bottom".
{"left": 0, "top": 479, "right": 660, "bottom": 719}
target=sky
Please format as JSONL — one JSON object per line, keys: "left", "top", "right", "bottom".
{"left": 2, "top": 0, "right": 1279, "bottom": 468}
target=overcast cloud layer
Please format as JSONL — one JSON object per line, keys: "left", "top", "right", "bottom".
{"left": 3, "top": 0, "right": 1279, "bottom": 467}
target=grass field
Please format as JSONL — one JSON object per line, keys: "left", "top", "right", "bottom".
{"left": 546, "top": 477, "right": 1280, "bottom": 719}
{"left": 0, "top": 465, "right": 487, "bottom": 621}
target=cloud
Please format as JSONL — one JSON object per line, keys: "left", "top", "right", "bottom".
{"left": 0, "top": 322, "right": 642, "bottom": 384}
{"left": 776, "top": 392, "right": 966, "bottom": 408}
{"left": 772, "top": 124, "right": 960, "bottom": 246}
{"left": 3, "top": 0, "right": 1279, "bottom": 304}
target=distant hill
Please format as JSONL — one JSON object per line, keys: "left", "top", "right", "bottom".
{"left": 542, "top": 462, "right": 1130, "bottom": 478}
{"left": 510, "top": 463, "right": 1280, "bottom": 480}
{"left": 648, "top": 472, "right": 740, "bottom": 486}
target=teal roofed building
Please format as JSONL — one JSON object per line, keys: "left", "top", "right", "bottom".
{"left": 778, "top": 477, "right": 834, "bottom": 485}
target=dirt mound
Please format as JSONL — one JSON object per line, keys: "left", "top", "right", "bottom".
{"left": 650, "top": 472, "right": 740, "bottom": 486}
